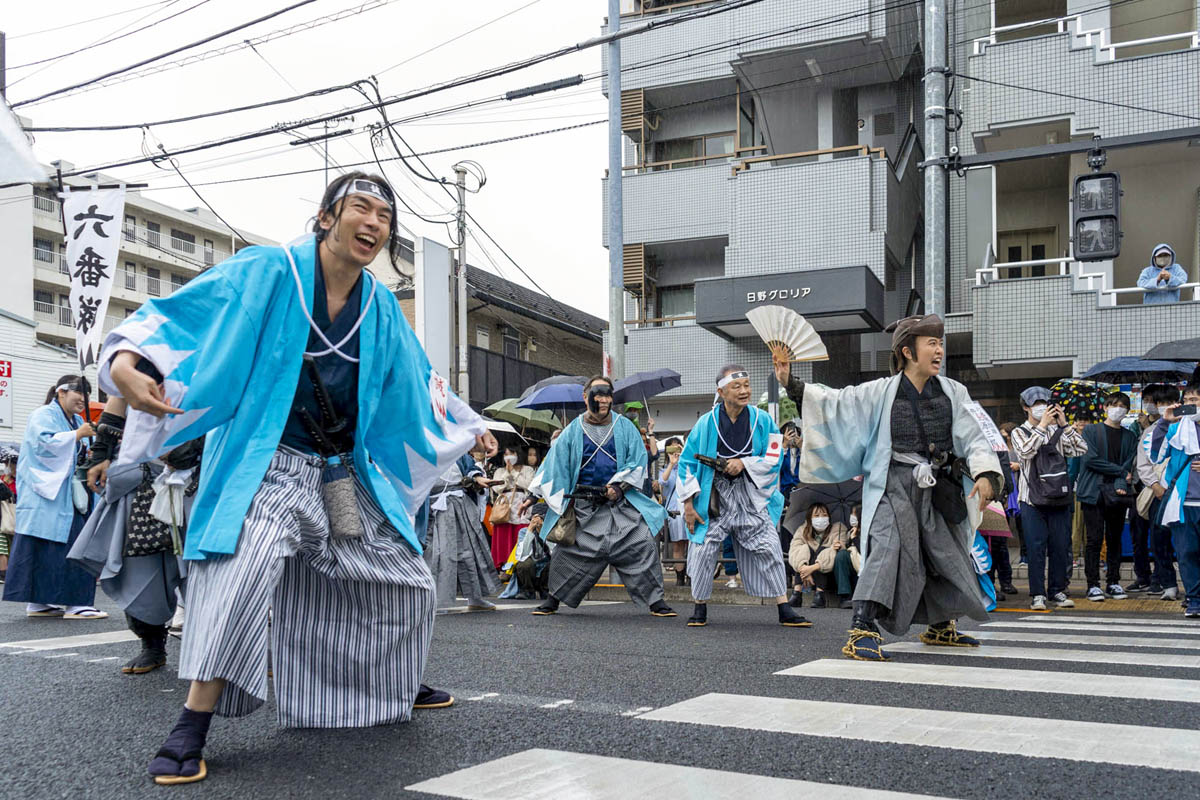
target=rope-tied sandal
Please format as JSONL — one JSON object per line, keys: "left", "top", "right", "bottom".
{"left": 918, "top": 620, "right": 980, "bottom": 648}
{"left": 842, "top": 627, "right": 890, "bottom": 661}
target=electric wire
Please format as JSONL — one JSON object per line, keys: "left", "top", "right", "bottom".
{"left": 375, "top": 0, "right": 545, "bottom": 77}
{"left": 7, "top": 0, "right": 174, "bottom": 40}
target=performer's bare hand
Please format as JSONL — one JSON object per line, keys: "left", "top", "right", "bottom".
{"left": 109, "top": 351, "right": 183, "bottom": 417}
{"left": 476, "top": 432, "right": 499, "bottom": 458}
{"left": 773, "top": 357, "right": 790, "bottom": 387}
{"left": 87, "top": 460, "right": 110, "bottom": 493}
{"left": 683, "top": 501, "right": 702, "bottom": 534}
{"left": 723, "top": 458, "right": 745, "bottom": 477}
{"left": 74, "top": 423, "right": 96, "bottom": 441}
{"left": 968, "top": 477, "right": 994, "bottom": 512}
{"left": 605, "top": 484, "right": 623, "bottom": 503}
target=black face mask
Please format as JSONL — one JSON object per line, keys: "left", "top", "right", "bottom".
{"left": 586, "top": 385, "right": 613, "bottom": 415}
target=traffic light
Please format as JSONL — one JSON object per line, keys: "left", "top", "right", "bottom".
{"left": 1072, "top": 171, "right": 1122, "bottom": 261}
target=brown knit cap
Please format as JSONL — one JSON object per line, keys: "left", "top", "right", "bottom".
{"left": 885, "top": 314, "right": 944, "bottom": 355}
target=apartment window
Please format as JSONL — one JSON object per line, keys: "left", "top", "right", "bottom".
{"left": 58, "top": 294, "right": 72, "bottom": 326}
{"left": 34, "top": 237, "right": 54, "bottom": 263}
{"left": 651, "top": 132, "right": 735, "bottom": 169}
{"left": 34, "top": 289, "right": 53, "bottom": 316}
{"left": 146, "top": 221, "right": 161, "bottom": 248}
{"left": 123, "top": 214, "right": 136, "bottom": 243}
{"left": 658, "top": 286, "right": 696, "bottom": 326}
{"left": 58, "top": 242, "right": 69, "bottom": 274}
{"left": 171, "top": 272, "right": 185, "bottom": 292}
{"left": 171, "top": 229, "right": 196, "bottom": 254}
{"left": 203, "top": 238, "right": 215, "bottom": 266}
{"left": 146, "top": 267, "right": 161, "bottom": 296}
{"left": 476, "top": 325, "right": 491, "bottom": 349}
{"left": 503, "top": 333, "right": 519, "bottom": 359}
{"left": 124, "top": 262, "right": 138, "bottom": 290}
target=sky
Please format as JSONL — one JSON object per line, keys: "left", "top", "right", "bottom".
{"left": 3, "top": 0, "right": 614, "bottom": 317}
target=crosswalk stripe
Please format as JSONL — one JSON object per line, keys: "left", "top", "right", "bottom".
{"left": 971, "top": 629, "right": 1200, "bottom": 649}
{"left": 438, "top": 600, "right": 620, "bottom": 614}
{"left": 884, "top": 642, "right": 1200, "bottom": 668}
{"left": 404, "top": 748, "right": 949, "bottom": 799}
{"left": 985, "top": 621, "right": 1200, "bottom": 636}
{"left": 1017, "top": 615, "right": 1196, "bottom": 627}
{"left": 0, "top": 630, "right": 138, "bottom": 651}
{"left": 776, "top": 659, "right": 1200, "bottom": 702}
{"left": 638, "top": 693, "right": 1200, "bottom": 773}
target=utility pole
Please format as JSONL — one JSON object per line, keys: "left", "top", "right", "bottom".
{"left": 606, "top": 0, "right": 626, "bottom": 379}
{"left": 1, "top": 31, "right": 7, "bottom": 99}
{"left": 454, "top": 164, "right": 470, "bottom": 404}
{"left": 923, "top": 0, "right": 948, "bottom": 316}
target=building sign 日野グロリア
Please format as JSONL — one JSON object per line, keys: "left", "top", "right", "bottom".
{"left": 745, "top": 287, "right": 811, "bottom": 304}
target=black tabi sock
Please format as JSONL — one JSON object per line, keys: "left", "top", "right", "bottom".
{"left": 148, "top": 707, "right": 214, "bottom": 776}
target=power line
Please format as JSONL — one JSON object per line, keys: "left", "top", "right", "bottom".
{"left": 375, "top": 0, "right": 545, "bottom": 77}
{"left": 9, "top": 0, "right": 214, "bottom": 70}
{"left": 11, "top": 0, "right": 320, "bottom": 108}
{"left": 7, "top": 0, "right": 173, "bottom": 40}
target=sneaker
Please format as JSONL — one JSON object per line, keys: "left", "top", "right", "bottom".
{"left": 1018, "top": 557, "right": 1028, "bottom": 566}
{"left": 1030, "top": 595, "right": 1047, "bottom": 611}
{"left": 1052, "top": 592, "right": 1075, "bottom": 609}
{"left": 1186, "top": 601, "right": 1200, "bottom": 619}
{"left": 838, "top": 595, "right": 854, "bottom": 609}
{"left": 1107, "top": 584, "right": 1128, "bottom": 599}
{"left": 1000, "top": 583, "right": 1018, "bottom": 596}
{"left": 1147, "top": 583, "right": 1164, "bottom": 594}
{"left": 1162, "top": 587, "right": 1179, "bottom": 601}
{"left": 725, "top": 576, "right": 740, "bottom": 589}
{"left": 1086, "top": 586, "right": 1106, "bottom": 602}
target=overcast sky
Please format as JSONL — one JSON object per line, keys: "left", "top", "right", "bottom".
{"left": 5, "top": 0, "right": 612, "bottom": 317}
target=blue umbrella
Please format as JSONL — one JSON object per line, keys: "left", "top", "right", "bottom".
{"left": 1081, "top": 357, "right": 1196, "bottom": 383}
{"left": 516, "top": 381, "right": 586, "bottom": 411}
{"left": 612, "top": 368, "right": 682, "bottom": 405}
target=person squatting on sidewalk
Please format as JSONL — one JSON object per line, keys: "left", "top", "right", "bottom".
{"left": 779, "top": 315, "right": 1001, "bottom": 661}
{"left": 676, "top": 365, "right": 812, "bottom": 629}
{"left": 99, "top": 173, "right": 493, "bottom": 786}
{"left": 526, "top": 376, "right": 675, "bottom": 618}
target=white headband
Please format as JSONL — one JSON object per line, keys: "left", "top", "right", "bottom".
{"left": 330, "top": 178, "right": 393, "bottom": 211}
{"left": 56, "top": 383, "right": 85, "bottom": 394}
{"left": 716, "top": 371, "right": 749, "bottom": 389}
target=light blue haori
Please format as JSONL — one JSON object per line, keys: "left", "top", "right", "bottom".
{"left": 98, "top": 234, "right": 486, "bottom": 561}
{"left": 797, "top": 374, "right": 1002, "bottom": 574}
{"left": 677, "top": 404, "right": 784, "bottom": 543}
{"left": 15, "top": 402, "right": 85, "bottom": 543}
{"left": 528, "top": 414, "right": 664, "bottom": 538}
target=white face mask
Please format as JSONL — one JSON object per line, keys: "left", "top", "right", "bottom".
{"left": 811, "top": 516, "right": 830, "bottom": 532}
{"left": 1106, "top": 407, "right": 1127, "bottom": 423}
{"left": 1143, "top": 403, "right": 1158, "bottom": 416}
{"left": 1031, "top": 404, "right": 1047, "bottom": 422}
{"left": 849, "top": 514, "right": 859, "bottom": 527}
{"left": 504, "top": 454, "right": 518, "bottom": 465}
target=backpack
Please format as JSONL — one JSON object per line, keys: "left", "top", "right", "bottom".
{"left": 1027, "top": 426, "right": 1071, "bottom": 508}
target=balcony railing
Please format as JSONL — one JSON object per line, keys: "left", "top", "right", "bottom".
{"left": 33, "top": 195, "right": 58, "bottom": 215}
{"left": 620, "top": 0, "right": 716, "bottom": 18}
{"left": 973, "top": 257, "right": 1200, "bottom": 305}
{"left": 33, "top": 254, "right": 189, "bottom": 297}
{"left": 731, "top": 144, "right": 886, "bottom": 175}
{"left": 33, "top": 301, "right": 73, "bottom": 327}
{"left": 973, "top": 13, "right": 1200, "bottom": 60}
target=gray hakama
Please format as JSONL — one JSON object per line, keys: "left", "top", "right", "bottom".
{"left": 68, "top": 461, "right": 188, "bottom": 626}
{"left": 547, "top": 496, "right": 664, "bottom": 608}
{"left": 854, "top": 463, "right": 989, "bottom": 635}
{"left": 424, "top": 485, "right": 500, "bottom": 607}
{"left": 179, "top": 447, "right": 435, "bottom": 728}
{"left": 687, "top": 472, "right": 787, "bottom": 602}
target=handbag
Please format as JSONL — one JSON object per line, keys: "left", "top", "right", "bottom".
{"left": 0, "top": 500, "right": 14, "bottom": 534}
{"left": 545, "top": 502, "right": 577, "bottom": 547}
{"left": 491, "top": 488, "right": 515, "bottom": 524}
{"left": 124, "top": 465, "right": 178, "bottom": 557}
{"left": 1100, "top": 481, "right": 1135, "bottom": 508}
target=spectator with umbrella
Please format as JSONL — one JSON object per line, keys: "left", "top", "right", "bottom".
{"left": 781, "top": 478, "right": 862, "bottom": 606}
{"left": 788, "top": 503, "right": 855, "bottom": 608}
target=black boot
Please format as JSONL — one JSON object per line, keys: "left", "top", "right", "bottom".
{"left": 787, "top": 590, "right": 804, "bottom": 608}
{"left": 811, "top": 590, "right": 827, "bottom": 609}
{"left": 531, "top": 596, "right": 560, "bottom": 616}
{"left": 124, "top": 614, "right": 168, "bottom": 675}
{"left": 148, "top": 707, "right": 213, "bottom": 785}
{"left": 778, "top": 601, "right": 812, "bottom": 627}
{"left": 686, "top": 603, "right": 708, "bottom": 627}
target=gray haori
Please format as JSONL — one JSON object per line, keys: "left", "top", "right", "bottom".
{"left": 179, "top": 446, "right": 436, "bottom": 728}
{"left": 546, "top": 497, "right": 664, "bottom": 608}
{"left": 687, "top": 472, "right": 787, "bottom": 602}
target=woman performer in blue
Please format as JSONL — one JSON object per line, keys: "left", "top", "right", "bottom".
{"left": 3, "top": 376, "right": 108, "bottom": 620}
{"left": 99, "top": 173, "right": 493, "bottom": 785}
{"left": 776, "top": 315, "right": 1000, "bottom": 661}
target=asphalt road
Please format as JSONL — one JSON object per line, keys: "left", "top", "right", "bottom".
{"left": 2, "top": 594, "right": 1199, "bottom": 799}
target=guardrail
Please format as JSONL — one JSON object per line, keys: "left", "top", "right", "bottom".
{"left": 973, "top": 258, "right": 1200, "bottom": 303}
{"left": 731, "top": 144, "right": 886, "bottom": 175}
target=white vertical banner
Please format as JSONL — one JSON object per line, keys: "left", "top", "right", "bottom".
{"left": 60, "top": 187, "right": 126, "bottom": 369}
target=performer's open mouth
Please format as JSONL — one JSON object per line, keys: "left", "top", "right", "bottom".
{"left": 353, "top": 232, "right": 378, "bottom": 253}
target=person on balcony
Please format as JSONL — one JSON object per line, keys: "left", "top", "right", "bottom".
{"left": 1137, "top": 244, "right": 1188, "bottom": 304}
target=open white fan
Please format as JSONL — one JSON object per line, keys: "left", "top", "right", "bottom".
{"left": 745, "top": 305, "right": 828, "bottom": 363}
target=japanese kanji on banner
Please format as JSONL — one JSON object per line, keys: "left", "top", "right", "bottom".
{"left": 60, "top": 187, "right": 126, "bottom": 368}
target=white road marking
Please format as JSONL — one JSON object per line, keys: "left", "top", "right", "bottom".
{"left": 439, "top": 600, "right": 621, "bottom": 614}
{"left": 43, "top": 652, "right": 79, "bottom": 659}
{"left": 405, "top": 748, "right": 949, "bottom": 799}
{"left": 467, "top": 692, "right": 500, "bottom": 701}
{"left": 884, "top": 642, "right": 1200, "bottom": 668}
{"left": 85, "top": 657, "right": 120, "bottom": 663}
{"left": 778, "top": 659, "right": 1200, "bottom": 702}
{"left": 621, "top": 705, "right": 655, "bottom": 717}
{"left": 1017, "top": 615, "right": 1199, "bottom": 627}
{"left": 985, "top": 621, "right": 1200, "bottom": 636}
{"left": 0, "top": 630, "right": 138, "bottom": 651}
{"left": 971, "top": 630, "right": 1200, "bottom": 650}
{"left": 539, "top": 699, "right": 575, "bottom": 709}
{"left": 638, "top": 693, "right": 1200, "bottom": 773}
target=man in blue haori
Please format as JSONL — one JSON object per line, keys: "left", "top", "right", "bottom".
{"left": 100, "top": 173, "right": 493, "bottom": 785}
{"left": 677, "top": 365, "right": 811, "bottom": 629}
{"left": 778, "top": 315, "right": 1001, "bottom": 661}
{"left": 526, "top": 376, "right": 675, "bottom": 618}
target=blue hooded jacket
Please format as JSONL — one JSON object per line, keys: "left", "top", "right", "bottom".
{"left": 1136, "top": 243, "right": 1188, "bottom": 304}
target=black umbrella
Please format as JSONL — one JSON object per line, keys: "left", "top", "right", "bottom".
{"left": 1081, "top": 357, "right": 1196, "bottom": 384}
{"left": 1143, "top": 338, "right": 1200, "bottom": 363}
{"left": 612, "top": 368, "right": 682, "bottom": 405}
{"left": 782, "top": 479, "right": 863, "bottom": 535}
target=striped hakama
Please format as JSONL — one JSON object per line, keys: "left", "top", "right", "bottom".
{"left": 687, "top": 473, "right": 787, "bottom": 602}
{"left": 547, "top": 496, "right": 664, "bottom": 609}
{"left": 179, "top": 447, "right": 435, "bottom": 728}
